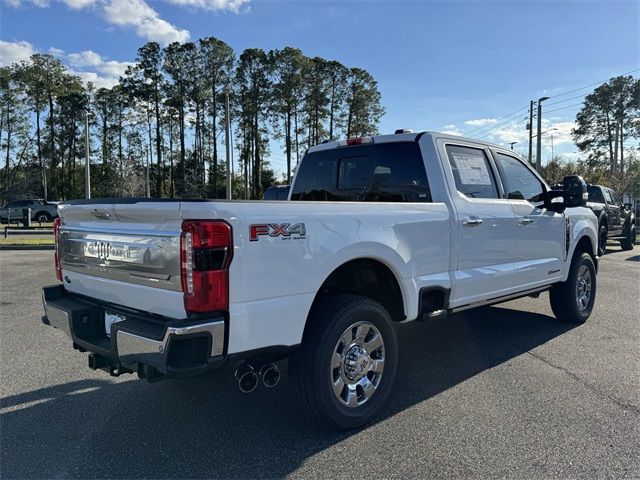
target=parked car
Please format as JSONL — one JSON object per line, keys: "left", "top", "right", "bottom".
{"left": 586, "top": 185, "right": 636, "bottom": 254}
{"left": 263, "top": 185, "right": 290, "bottom": 200}
{"left": 42, "top": 131, "right": 598, "bottom": 430}
{"left": 0, "top": 199, "right": 59, "bottom": 224}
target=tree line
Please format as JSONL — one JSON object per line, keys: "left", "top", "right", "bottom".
{"left": 0, "top": 39, "right": 384, "bottom": 201}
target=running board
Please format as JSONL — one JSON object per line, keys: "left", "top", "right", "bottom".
{"left": 449, "top": 287, "right": 549, "bottom": 314}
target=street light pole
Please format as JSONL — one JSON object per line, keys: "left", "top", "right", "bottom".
{"left": 224, "top": 88, "right": 232, "bottom": 200}
{"left": 551, "top": 134, "right": 554, "bottom": 161}
{"left": 145, "top": 146, "right": 151, "bottom": 198}
{"left": 535, "top": 96, "right": 549, "bottom": 173}
{"left": 84, "top": 109, "right": 91, "bottom": 199}
{"left": 509, "top": 141, "right": 518, "bottom": 150}
{"left": 527, "top": 100, "right": 534, "bottom": 164}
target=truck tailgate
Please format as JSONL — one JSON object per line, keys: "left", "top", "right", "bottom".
{"left": 58, "top": 200, "right": 188, "bottom": 317}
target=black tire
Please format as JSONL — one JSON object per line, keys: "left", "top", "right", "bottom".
{"left": 549, "top": 252, "right": 596, "bottom": 324}
{"left": 289, "top": 294, "right": 398, "bottom": 430}
{"left": 620, "top": 224, "right": 635, "bottom": 251}
{"left": 34, "top": 211, "right": 52, "bottom": 223}
{"left": 597, "top": 224, "right": 607, "bottom": 256}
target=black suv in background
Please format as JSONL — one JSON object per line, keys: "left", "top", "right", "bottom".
{"left": 587, "top": 185, "right": 636, "bottom": 255}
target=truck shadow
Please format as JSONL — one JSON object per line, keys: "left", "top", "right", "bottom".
{"left": 1, "top": 306, "right": 575, "bottom": 479}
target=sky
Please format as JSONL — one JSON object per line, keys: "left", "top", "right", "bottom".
{"left": 1, "top": 0, "right": 639, "bottom": 175}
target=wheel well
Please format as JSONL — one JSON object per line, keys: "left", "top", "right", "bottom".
{"left": 311, "top": 258, "right": 405, "bottom": 322}
{"left": 599, "top": 214, "right": 608, "bottom": 229}
{"left": 574, "top": 235, "right": 597, "bottom": 270}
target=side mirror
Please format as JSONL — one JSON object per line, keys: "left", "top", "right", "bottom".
{"left": 624, "top": 203, "right": 632, "bottom": 210}
{"left": 562, "top": 175, "right": 588, "bottom": 208}
{"left": 543, "top": 190, "right": 566, "bottom": 213}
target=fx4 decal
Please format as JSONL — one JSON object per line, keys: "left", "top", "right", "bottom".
{"left": 249, "top": 223, "right": 307, "bottom": 242}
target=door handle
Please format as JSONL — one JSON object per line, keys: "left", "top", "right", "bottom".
{"left": 462, "top": 217, "right": 483, "bottom": 227}
{"left": 518, "top": 217, "right": 535, "bottom": 225}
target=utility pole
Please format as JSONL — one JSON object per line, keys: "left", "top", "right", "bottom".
{"left": 84, "top": 109, "right": 91, "bottom": 199}
{"left": 527, "top": 100, "right": 534, "bottom": 164}
{"left": 535, "top": 96, "right": 549, "bottom": 173}
{"left": 224, "top": 88, "right": 232, "bottom": 200}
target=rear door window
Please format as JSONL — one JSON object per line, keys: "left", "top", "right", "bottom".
{"left": 290, "top": 142, "right": 431, "bottom": 202}
{"left": 445, "top": 144, "right": 498, "bottom": 199}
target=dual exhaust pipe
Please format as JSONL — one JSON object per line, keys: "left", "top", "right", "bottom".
{"left": 234, "top": 363, "right": 280, "bottom": 393}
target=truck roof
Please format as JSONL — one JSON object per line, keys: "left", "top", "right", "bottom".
{"left": 306, "top": 131, "right": 512, "bottom": 155}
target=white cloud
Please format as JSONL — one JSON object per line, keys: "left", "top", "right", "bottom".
{"left": 166, "top": 0, "right": 248, "bottom": 12}
{"left": 440, "top": 124, "right": 464, "bottom": 136}
{"left": 62, "top": 0, "right": 96, "bottom": 8}
{"left": 66, "top": 50, "right": 133, "bottom": 88}
{"left": 464, "top": 118, "right": 498, "bottom": 127}
{"left": 0, "top": 40, "right": 36, "bottom": 66}
{"left": 6, "top": 0, "right": 192, "bottom": 45}
{"left": 48, "top": 47, "right": 65, "bottom": 56}
{"left": 478, "top": 119, "right": 576, "bottom": 150}
{"left": 103, "top": 0, "right": 190, "bottom": 44}
{"left": 0, "top": 40, "right": 131, "bottom": 89}
{"left": 68, "top": 50, "right": 103, "bottom": 67}
{"left": 4, "top": 0, "right": 50, "bottom": 6}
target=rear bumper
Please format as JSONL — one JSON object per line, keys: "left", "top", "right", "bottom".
{"left": 42, "top": 285, "right": 226, "bottom": 379}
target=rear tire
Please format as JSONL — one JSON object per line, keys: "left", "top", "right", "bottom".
{"left": 597, "top": 224, "right": 607, "bottom": 256}
{"left": 620, "top": 223, "right": 635, "bottom": 251}
{"left": 34, "top": 211, "right": 52, "bottom": 223}
{"left": 289, "top": 294, "right": 398, "bottom": 430}
{"left": 549, "top": 252, "right": 596, "bottom": 324}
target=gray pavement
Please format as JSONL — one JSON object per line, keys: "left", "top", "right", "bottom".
{"left": 1, "top": 246, "right": 639, "bottom": 479}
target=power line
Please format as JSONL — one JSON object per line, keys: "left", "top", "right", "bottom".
{"left": 463, "top": 67, "right": 639, "bottom": 139}
{"left": 546, "top": 93, "right": 588, "bottom": 107}
{"left": 471, "top": 112, "right": 528, "bottom": 139}
{"left": 462, "top": 105, "right": 529, "bottom": 136}
{"left": 475, "top": 115, "right": 527, "bottom": 140}
{"left": 547, "top": 68, "right": 640, "bottom": 100}
{"left": 545, "top": 102, "right": 585, "bottom": 114}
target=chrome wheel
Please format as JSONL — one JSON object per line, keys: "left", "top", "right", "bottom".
{"left": 575, "top": 265, "right": 592, "bottom": 311}
{"left": 330, "top": 321, "right": 385, "bottom": 408}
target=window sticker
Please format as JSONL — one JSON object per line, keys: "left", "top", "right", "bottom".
{"left": 451, "top": 152, "right": 492, "bottom": 185}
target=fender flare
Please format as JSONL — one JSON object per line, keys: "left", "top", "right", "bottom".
{"left": 314, "top": 242, "right": 416, "bottom": 321}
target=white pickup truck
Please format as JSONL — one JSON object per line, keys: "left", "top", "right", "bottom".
{"left": 42, "top": 131, "right": 598, "bottom": 429}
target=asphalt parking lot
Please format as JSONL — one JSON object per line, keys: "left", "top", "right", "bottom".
{"left": 1, "top": 247, "right": 639, "bottom": 479}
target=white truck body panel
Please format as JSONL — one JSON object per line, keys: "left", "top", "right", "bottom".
{"left": 54, "top": 132, "right": 598, "bottom": 356}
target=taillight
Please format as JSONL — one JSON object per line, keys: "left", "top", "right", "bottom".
{"left": 180, "top": 220, "right": 232, "bottom": 313}
{"left": 53, "top": 217, "right": 62, "bottom": 282}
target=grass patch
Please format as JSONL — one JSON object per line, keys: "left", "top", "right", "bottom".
{"left": 0, "top": 236, "right": 54, "bottom": 246}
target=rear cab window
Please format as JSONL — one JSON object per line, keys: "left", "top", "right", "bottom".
{"left": 587, "top": 186, "right": 604, "bottom": 203}
{"left": 290, "top": 142, "right": 431, "bottom": 202}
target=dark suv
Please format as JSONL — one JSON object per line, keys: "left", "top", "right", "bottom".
{"left": 586, "top": 185, "right": 636, "bottom": 255}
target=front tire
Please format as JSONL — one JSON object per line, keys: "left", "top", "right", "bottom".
{"left": 289, "top": 294, "right": 398, "bottom": 430}
{"left": 620, "top": 223, "right": 635, "bottom": 251}
{"left": 597, "top": 224, "right": 608, "bottom": 256}
{"left": 549, "top": 252, "right": 596, "bottom": 324}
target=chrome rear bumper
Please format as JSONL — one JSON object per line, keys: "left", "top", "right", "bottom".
{"left": 42, "top": 285, "right": 225, "bottom": 377}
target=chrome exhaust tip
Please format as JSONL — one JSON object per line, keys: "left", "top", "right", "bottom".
{"left": 260, "top": 363, "right": 280, "bottom": 388}
{"left": 235, "top": 364, "right": 258, "bottom": 393}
